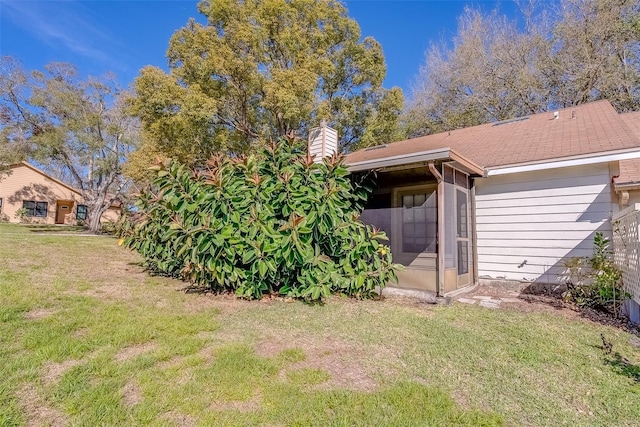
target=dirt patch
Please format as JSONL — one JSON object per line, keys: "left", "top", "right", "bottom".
{"left": 17, "top": 383, "right": 68, "bottom": 427}
{"left": 114, "top": 342, "right": 157, "bottom": 362}
{"left": 181, "top": 291, "right": 255, "bottom": 314}
{"left": 123, "top": 380, "right": 142, "bottom": 407}
{"left": 74, "top": 283, "right": 134, "bottom": 302}
{"left": 161, "top": 410, "right": 195, "bottom": 427}
{"left": 24, "top": 308, "right": 58, "bottom": 320}
{"left": 210, "top": 391, "right": 262, "bottom": 412}
{"left": 458, "top": 284, "right": 576, "bottom": 316}
{"left": 255, "top": 335, "right": 381, "bottom": 391}
{"left": 42, "top": 359, "right": 83, "bottom": 386}
{"left": 71, "top": 328, "right": 90, "bottom": 338}
{"left": 198, "top": 346, "right": 215, "bottom": 362}
{"left": 156, "top": 355, "right": 186, "bottom": 370}
{"left": 178, "top": 370, "right": 197, "bottom": 386}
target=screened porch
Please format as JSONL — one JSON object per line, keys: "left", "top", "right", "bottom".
{"left": 357, "top": 162, "right": 476, "bottom": 296}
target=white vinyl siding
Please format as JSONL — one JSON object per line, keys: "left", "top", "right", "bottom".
{"left": 308, "top": 125, "right": 338, "bottom": 160}
{"left": 475, "top": 163, "right": 614, "bottom": 284}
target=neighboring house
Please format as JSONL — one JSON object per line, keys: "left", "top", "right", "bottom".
{"left": 344, "top": 100, "right": 640, "bottom": 300}
{"left": 613, "top": 111, "right": 640, "bottom": 203}
{"left": 0, "top": 162, "right": 120, "bottom": 225}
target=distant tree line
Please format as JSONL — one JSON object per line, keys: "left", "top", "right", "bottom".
{"left": 405, "top": 0, "right": 640, "bottom": 137}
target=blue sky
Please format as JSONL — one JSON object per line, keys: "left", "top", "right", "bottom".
{"left": 0, "top": 0, "right": 519, "bottom": 97}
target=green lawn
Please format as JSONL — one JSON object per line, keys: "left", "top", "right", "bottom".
{"left": 1, "top": 223, "right": 640, "bottom": 426}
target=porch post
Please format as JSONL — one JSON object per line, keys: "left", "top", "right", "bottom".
{"left": 429, "top": 162, "right": 445, "bottom": 297}
{"left": 471, "top": 185, "right": 478, "bottom": 286}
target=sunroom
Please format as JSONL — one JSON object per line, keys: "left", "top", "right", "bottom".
{"left": 346, "top": 146, "right": 484, "bottom": 296}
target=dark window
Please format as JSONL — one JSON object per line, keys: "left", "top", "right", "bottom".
{"left": 36, "top": 202, "right": 48, "bottom": 217}
{"left": 401, "top": 192, "right": 437, "bottom": 253}
{"left": 443, "top": 165, "right": 454, "bottom": 184}
{"left": 0, "top": 197, "right": 3, "bottom": 211}
{"left": 23, "top": 201, "right": 35, "bottom": 216}
{"left": 23, "top": 201, "right": 48, "bottom": 217}
{"left": 455, "top": 170, "right": 469, "bottom": 188}
{"left": 76, "top": 204, "right": 88, "bottom": 220}
{"left": 456, "top": 189, "right": 469, "bottom": 275}
{"left": 457, "top": 241, "right": 469, "bottom": 275}
{"left": 456, "top": 189, "right": 468, "bottom": 239}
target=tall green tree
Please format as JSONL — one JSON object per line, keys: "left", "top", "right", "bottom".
{"left": 0, "top": 57, "right": 138, "bottom": 232}
{"left": 130, "top": 0, "right": 403, "bottom": 170}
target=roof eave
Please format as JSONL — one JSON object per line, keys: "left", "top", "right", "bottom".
{"left": 613, "top": 181, "right": 640, "bottom": 191}
{"left": 485, "top": 148, "right": 640, "bottom": 176}
{"left": 346, "top": 147, "right": 484, "bottom": 176}
{"left": 346, "top": 147, "right": 452, "bottom": 172}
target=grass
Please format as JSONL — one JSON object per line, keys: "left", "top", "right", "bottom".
{"left": 1, "top": 223, "right": 640, "bottom": 426}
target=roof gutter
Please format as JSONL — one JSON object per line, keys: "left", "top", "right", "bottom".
{"left": 346, "top": 147, "right": 484, "bottom": 176}
{"left": 614, "top": 182, "right": 640, "bottom": 191}
{"left": 448, "top": 150, "right": 484, "bottom": 176}
{"left": 485, "top": 148, "right": 640, "bottom": 176}
{"left": 347, "top": 147, "right": 453, "bottom": 172}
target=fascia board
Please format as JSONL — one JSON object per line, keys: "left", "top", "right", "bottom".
{"left": 346, "top": 147, "right": 452, "bottom": 172}
{"left": 485, "top": 149, "right": 640, "bottom": 176}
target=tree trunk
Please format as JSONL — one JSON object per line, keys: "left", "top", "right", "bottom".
{"left": 87, "top": 207, "right": 102, "bottom": 233}
{"left": 86, "top": 193, "right": 109, "bottom": 233}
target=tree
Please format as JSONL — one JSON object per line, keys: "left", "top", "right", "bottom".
{"left": 0, "top": 57, "right": 138, "bottom": 232}
{"left": 130, "top": 0, "right": 403, "bottom": 169}
{"left": 549, "top": 0, "right": 640, "bottom": 112}
{"left": 407, "top": 0, "right": 640, "bottom": 137}
{"left": 0, "top": 58, "right": 33, "bottom": 178}
{"left": 406, "top": 7, "right": 554, "bottom": 136}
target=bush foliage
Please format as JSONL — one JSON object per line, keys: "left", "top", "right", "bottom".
{"left": 120, "top": 136, "right": 398, "bottom": 301}
{"left": 563, "top": 232, "right": 628, "bottom": 315}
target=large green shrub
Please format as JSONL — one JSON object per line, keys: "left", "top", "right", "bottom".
{"left": 120, "top": 137, "right": 398, "bottom": 301}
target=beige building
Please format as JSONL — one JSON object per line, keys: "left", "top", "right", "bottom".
{"left": 0, "top": 162, "right": 120, "bottom": 225}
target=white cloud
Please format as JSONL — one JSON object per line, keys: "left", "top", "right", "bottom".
{"left": 2, "top": 1, "right": 125, "bottom": 68}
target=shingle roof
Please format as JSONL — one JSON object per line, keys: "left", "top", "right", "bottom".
{"left": 615, "top": 111, "right": 640, "bottom": 186}
{"left": 346, "top": 100, "right": 640, "bottom": 170}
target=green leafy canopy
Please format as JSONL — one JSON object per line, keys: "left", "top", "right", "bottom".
{"left": 121, "top": 136, "right": 399, "bottom": 302}
{"left": 129, "top": 0, "right": 404, "bottom": 171}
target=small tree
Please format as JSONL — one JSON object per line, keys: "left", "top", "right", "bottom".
{"left": 120, "top": 136, "right": 398, "bottom": 301}
{"left": 0, "top": 57, "right": 139, "bottom": 232}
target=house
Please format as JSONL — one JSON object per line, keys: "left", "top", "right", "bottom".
{"left": 0, "top": 162, "right": 120, "bottom": 225}
{"left": 613, "top": 111, "right": 640, "bottom": 204}
{"left": 344, "top": 100, "right": 640, "bottom": 301}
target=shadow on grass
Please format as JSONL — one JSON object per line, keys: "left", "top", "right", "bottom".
{"left": 518, "top": 286, "right": 635, "bottom": 332}
{"left": 519, "top": 294, "right": 566, "bottom": 311}
{"left": 178, "top": 284, "right": 326, "bottom": 306}
{"left": 605, "top": 352, "right": 640, "bottom": 382}
{"left": 182, "top": 285, "right": 211, "bottom": 294}
{"left": 25, "top": 225, "right": 87, "bottom": 233}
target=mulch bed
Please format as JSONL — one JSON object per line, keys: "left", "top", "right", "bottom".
{"left": 461, "top": 284, "right": 638, "bottom": 333}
